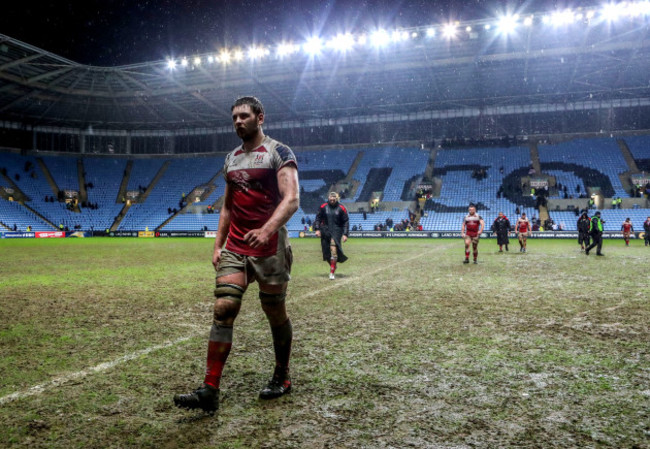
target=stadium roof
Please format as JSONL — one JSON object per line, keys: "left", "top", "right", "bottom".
{"left": 1, "top": 8, "right": 650, "bottom": 133}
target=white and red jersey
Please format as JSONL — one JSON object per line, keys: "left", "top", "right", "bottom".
{"left": 463, "top": 213, "right": 483, "bottom": 237}
{"left": 517, "top": 218, "right": 530, "bottom": 233}
{"left": 223, "top": 135, "right": 297, "bottom": 257}
{"left": 621, "top": 221, "right": 633, "bottom": 233}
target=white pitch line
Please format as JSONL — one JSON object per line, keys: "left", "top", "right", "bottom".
{"left": 0, "top": 336, "right": 193, "bottom": 405}
{"left": 0, "top": 245, "right": 446, "bottom": 405}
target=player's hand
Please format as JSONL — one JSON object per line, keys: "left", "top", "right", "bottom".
{"left": 342, "top": 235, "right": 348, "bottom": 243}
{"left": 244, "top": 228, "right": 271, "bottom": 248}
{"left": 461, "top": 233, "right": 465, "bottom": 238}
{"left": 315, "top": 230, "right": 321, "bottom": 237}
{"left": 212, "top": 248, "right": 222, "bottom": 270}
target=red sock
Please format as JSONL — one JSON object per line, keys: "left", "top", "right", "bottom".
{"left": 204, "top": 324, "right": 233, "bottom": 388}
{"left": 330, "top": 259, "right": 337, "bottom": 273}
{"left": 465, "top": 250, "right": 470, "bottom": 259}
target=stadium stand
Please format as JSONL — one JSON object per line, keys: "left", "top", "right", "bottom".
{"left": 538, "top": 139, "right": 629, "bottom": 198}
{"left": 119, "top": 156, "right": 222, "bottom": 231}
{"left": 420, "top": 146, "right": 536, "bottom": 231}
{"left": 623, "top": 135, "right": 650, "bottom": 172}
{"left": 2, "top": 138, "right": 650, "bottom": 233}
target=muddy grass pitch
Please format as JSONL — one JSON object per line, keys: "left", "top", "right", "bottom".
{"left": 1, "top": 237, "right": 648, "bottom": 448}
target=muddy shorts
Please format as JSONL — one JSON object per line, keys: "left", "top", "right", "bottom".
{"left": 465, "top": 234, "right": 480, "bottom": 244}
{"left": 216, "top": 246, "right": 293, "bottom": 286}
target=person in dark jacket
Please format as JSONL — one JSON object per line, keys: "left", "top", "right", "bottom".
{"left": 644, "top": 216, "right": 650, "bottom": 247}
{"left": 577, "top": 211, "right": 591, "bottom": 251}
{"left": 491, "top": 212, "right": 510, "bottom": 252}
{"left": 315, "top": 192, "right": 349, "bottom": 280}
{"left": 585, "top": 211, "right": 605, "bottom": 256}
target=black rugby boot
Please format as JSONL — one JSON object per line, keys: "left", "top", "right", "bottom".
{"left": 174, "top": 384, "right": 219, "bottom": 414}
{"left": 259, "top": 367, "right": 292, "bottom": 400}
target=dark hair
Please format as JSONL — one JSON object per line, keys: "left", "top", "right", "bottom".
{"left": 231, "top": 96, "right": 264, "bottom": 116}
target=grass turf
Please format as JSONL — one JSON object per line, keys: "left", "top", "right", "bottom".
{"left": 0, "top": 237, "right": 648, "bottom": 448}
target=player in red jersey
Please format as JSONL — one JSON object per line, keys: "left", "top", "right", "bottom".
{"left": 515, "top": 212, "right": 531, "bottom": 253}
{"left": 461, "top": 205, "right": 485, "bottom": 264}
{"left": 315, "top": 192, "right": 349, "bottom": 280}
{"left": 174, "top": 97, "right": 299, "bottom": 414}
{"left": 621, "top": 217, "right": 634, "bottom": 246}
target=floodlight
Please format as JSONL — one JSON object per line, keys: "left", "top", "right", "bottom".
{"left": 442, "top": 23, "right": 457, "bottom": 38}
{"left": 166, "top": 59, "right": 176, "bottom": 70}
{"left": 357, "top": 34, "right": 368, "bottom": 45}
{"left": 328, "top": 33, "right": 355, "bottom": 51}
{"left": 233, "top": 50, "right": 244, "bottom": 61}
{"left": 426, "top": 27, "right": 436, "bottom": 37}
{"left": 207, "top": 55, "right": 214, "bottom": 63}
{"left": 371, "top": 29, "right": 390, "bottom": 47}
{"left": 497, "top": 14, "right": 518, "bottom": 34}
{"left": 219, "top": 50, "right": 230, "bottom": 64}
{"left": 247, "top": 46, "right": 266, "bottom": 60}
{"left": 524, "top": 16, "right": 534, "bottom": 26}
{"left": 466, "top": 26, "right": 472, "bottom": 32}
{"left": 411, "top": 31, "right": 418, "bottom": 38}
{"left": 484, "top": 24, "right": 492, "bottom": 30}
{"left": 193, "top": 57, "right": 201, "bottom": 66}
{"left": 303, "top": 36, "right": 323, "bottom": 55}
{"left": 601, "top": 3, "right": 621, "bottom": 21}
{"left": 180, "top": 57, "right": 188, "bottom": 67}
{"left": 551, "top": 10, "right": 575, "bottom": 26}
{"left": 586, "top": 10, "right": 595, "bottom": 19}
{"left": 277, "top": 42, "right": 298, "bottom": 57}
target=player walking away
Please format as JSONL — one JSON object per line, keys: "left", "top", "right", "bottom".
{"left": 491, "top": 211, "right": 510, "bottom": 252}
{"left": 314, "top": 192, "right": 349, "bottom": 280}
{"left": 644, "top": 216, "right": 650, "bottom": 247}
{"left": 516, "top": 212, "right": 532, "bottom": 253}
{"left": 577, "top": 211, "right": 591, "bottom": 251}
{"left": 621, "top": 218, "right": 634, "bottom": 246}
{"left": 585, "top": 211, "right": 605, "bottom": 256}
{"left": 174, "top": 96, "right": 299, "bottom": 414}
{"left": 461, "top": 204, "right": 485, "bottom": 264}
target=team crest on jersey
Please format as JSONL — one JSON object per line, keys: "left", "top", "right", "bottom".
{"left": 251, "top": 153, "right": 265, "bottom": 167}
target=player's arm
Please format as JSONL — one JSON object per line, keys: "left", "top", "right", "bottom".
{"left": 479, "top": 218, "right": 485, "bottom": 235}
{"left": 213, "top": 183, "right": 233, "bottom": 269}
{"left": 461, "top": 219, "right": 466, "bottom": 237}
{"left": 314, "top": 206, "right": 323, "bottom": 237}
{"left": 342, "top": 206, "right": 349, "bottom": 242}
{"left": 244, "top": 165, "right": 299, "bottom": 249}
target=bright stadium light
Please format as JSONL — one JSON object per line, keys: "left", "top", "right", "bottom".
{"left": 219, "top": 50, "right": 230, "bottom": 64}
{"left": 303, "top": 36, "right": 323, "bottom": 55}
{"left": 551, "top": 9, "right": 576, "bottom": 26}
{"left": 180, "top": 57, "right": 188, "bottom": 67}
{"left": 370, "top": 29, "right": 390, "bottom": 47}
{"left": 357, "top": 34, "right": 368, "bottom": 45}
{"left": 233, "top": 50, "right": 244, "bottom": 61}
{"left": 601, "top": 3, "right": 622, "bottom": 21}
{"left": 276, "top": 42, "right": 298, "bottom": 57}
{"left": 465, "top": 26, "right": 472, "bottom": 32}
{"left": 207, "top": 55, "right": 214, "bottom": 63}
{"left": 484, "top": 23, "right": 492, "bottom": 30}
{"left": 328, "top": 33, "right": 355, "bottom": 51}
{"left": 442, "top": 23, "right": 457, "bottom": 39}
{"left": 166, "top": 59, "right": 176, "bottom": 70}
{"left": 426, "top": 27, "right": 436, "bottom": 37}
{"left": 497, "top": 14, "right": 519, "bottom": 34}
{"left": 524, "top": 15, "right": 534, "bottom": 26}
{"left": 586, "top": 10, "right": 596, "bottom": 19}
{"left": 193, "top": 56, "right": 201, "bottom": 66}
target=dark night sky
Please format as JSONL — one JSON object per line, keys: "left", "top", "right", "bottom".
{"left": 2, "top": 0, "right": 573, "bottom": 66}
